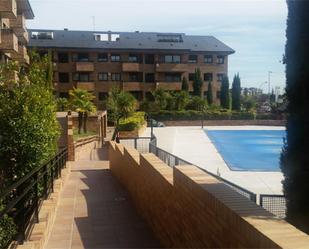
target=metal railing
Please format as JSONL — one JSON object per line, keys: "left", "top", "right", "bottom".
{"left": 119, "top": 137, "right": 152, "bottom": 154}
{"left": 0, "top": 148, "right": 68, "bottom": 247}
{"left": 260, "top": 194, "right": 286, "bottom": 218}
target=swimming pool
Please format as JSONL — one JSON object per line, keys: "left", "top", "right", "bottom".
{"left": 205, "top": 130, "right": 285, "bottom": 171}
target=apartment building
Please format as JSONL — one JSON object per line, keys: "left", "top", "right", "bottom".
{"left": 0, "top": 0, "right": 34, "bottom": 65}
{"left": 28, "top": 29, "right": 234, "bottom": 108}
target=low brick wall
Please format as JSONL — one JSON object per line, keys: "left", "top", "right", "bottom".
{"left": 109, "top": 141, "right": 309, "bottom": 248}
{"left": 162, "top": 119, "right": 286, "bottom": 126}
{"left": 74, "top": 136, "right": 99, "bottom": 160}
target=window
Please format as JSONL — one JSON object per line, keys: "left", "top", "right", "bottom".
{"left": 31, "top": 31, "right": 53, "bottom": 40}
{"left": 72, "top": 53, "right": 89, "bottom": 62}
{"left": 165, "top": 73, "right": 181, "bottom": 82}
{"left": 164, "top": 55, "right": 181, "bottom": 63}
{"left": 217, "top": 73, "right": 224, "bottom": 81}
{"left": 204, "top": 55, "right": 213, "bottom": 63}
{"left": 59, "top": 72, "right": 70, "bottom": 83}
{"left": 111, "top": 54, "right": 120, "bottom": 62}
{"left": 157, "top": 34, "right": 183, "bottom": 43}
{"left": 59, "top": 92, "right": 69, "bottom": 99}
{"left": 129, "top": 73, "right": 139, "bottom": 82}
{"left": 58, "top": 52, "right": 69, "bottom": 63}
{"left": 128, "top": 54, "right": 139, "bottom": 63}
{"left": 98, "top": 92, "right": 108, "bottom": 101}
{"left": 94, "top": 33, "right": 109, "bottom": 41}
{"left": 73, "top": 73, "right": 90, "bottom": 82}
{"left": 145, "top": 54, "right": 154, "bottom": 64}
{"left": 217, "top": 55, "right": 225, "bottom": 64}
{"left": 188, "top": 73, "right": 195, "bottom": 81}
{"left": 188, "top": 55, "right": 197, "bottom": 63}
{"left": 145, "top": 73, "right": 155, "bottom": 83}
{"left": 111, "top": 73, "right": 121, "bottom": 81}
{"left": 98, "top": 53, "right": 108, "bottom": 62}
{"left": 98, "top": 72, "right": 108, "bottom": 81}
{"left": 204, "top": 73, "right": 213, "bottom": 81}
{"left": 216, "top": 91, "right": 221, "bottom": 99}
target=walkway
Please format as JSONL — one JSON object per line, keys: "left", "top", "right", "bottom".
{"left": 45, "top": 148, "right": 160, "bottom": 249}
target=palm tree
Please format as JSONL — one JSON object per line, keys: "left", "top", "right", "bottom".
{"left": 151, "top": 88, "right": 169, "bottom": 110}
{"left": 107, "top": 87, "right": 137, "bottom": 140}
{"left": 69, "top": 88, "right": 96, "bottom": 134}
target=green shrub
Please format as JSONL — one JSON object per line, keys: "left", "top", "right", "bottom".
{"left": 118, "top": 112, "right": 146, "bottom": 131}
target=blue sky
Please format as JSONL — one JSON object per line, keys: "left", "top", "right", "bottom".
{"left": 27, "top": 0, "right": 287, "bottom": 93}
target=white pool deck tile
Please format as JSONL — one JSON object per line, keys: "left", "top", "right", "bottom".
{"left": 143, "top": 126, "right": 285, "bottom": 196}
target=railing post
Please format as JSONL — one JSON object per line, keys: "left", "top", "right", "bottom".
{"left": 43, "top": 164, "right": 48, "bottom": 199}
{"left": 34, "top": 171, "right": 39, "bottom": 223}
{"left": 134, "top": 138, "right": 137, "bottom": 149}
{"left": 51, "top": 158, "right": 54, "bottom": 193}
{"left": 175, "top": 157, "right": 179, "bottom": 166}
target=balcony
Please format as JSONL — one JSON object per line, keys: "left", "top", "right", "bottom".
{"left": 75, "top": 62, "right": 94, "bottom": 72}
{"left": 0, "top": 0, "right": 17, "bottom": 18}
{"left": 76, "top": 82, "right": 95, "bottom": 91}
{"left": 10, "top": 15, "right": 29, "bottom": 43}
{"left": 156, "top": 63, "right": 187, "bottom": 72}
{"left": 122, "top": 82, "right": 143, "bottom": 91}
{"left": 122, "top": 63, "right": 141, "bottom": 72}
{"left": 156, "top": 82, "right": 182, "bottom": 91}
{"left": 0, "top": 29, "right": 19, "bottom": 53}
{"left": 11, "top": 44, "right": 29, "bottom": 64}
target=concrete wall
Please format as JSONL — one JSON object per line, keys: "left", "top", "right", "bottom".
{"left": 108, "top": 141, "right": 309, "bottom": 248}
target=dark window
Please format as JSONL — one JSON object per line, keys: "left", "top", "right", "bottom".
{"left": 111, "top": 54, "right": 120, "bottom": 62}
{"left": 217, "top": 73, "right": 224, "bottom": 81}
{"left": 58, "top": 52, "right": 69, "bottom": 63}
{"left": 98, "top": 72, "right": 108, "bottom": 81}
{"left": 78, "top": 53, "right": 89, "bottom": 62}
{"left": 145, "top": 54, "right": 154, "bottom": 64}
{"left": 129, "top": 73, "right": 139, "bottom": 82}
{"left": 216, "top": 91, "right": 221, "bottom": 98}
{"left": 145, "top": 73, "right": 155, "bottom": 83}
{"left": 165, "top": 73, "right": 181, "bottom": 82}
{"left": 188, "top": 55, "right": 197, "bottom": 63}
{"left": 204, "top": 73, "right": 213, "bottom": 81}
{"left": 145, "top": 92, "right": 154, "bottom": 101}
{"left": 98, "top": 53, "right": 108, "bottom": 62}
{"left": 188, "top": 73, "right": 195, "bottom": 81}
{"left": 128, "top": 54, "right": 139, "bottom": 63}
{"left": 59, "top": 92, "right": 69, "bottom": 99}
{"left": 217, "top": 55, "right": 225, "bottom": 64}
{"left": 111, "top": 73, "right": 121, "bottom": 81}
{"left": 73, "top": 73, "right": 90, "bottom": 82}
{"left": 98, "top": 92, "right": 108, "bottom": 101}
{"left": 164, "top": 55, "right": 181, "bottom": 63}
{"left": 204, "top": 55, "right": 213, "bottom": 63}
{"left": 130, "top": 91, "right": 143, "bottom": 101}
{"left": 59, "top": 72, "right": 70, "bottom": 83}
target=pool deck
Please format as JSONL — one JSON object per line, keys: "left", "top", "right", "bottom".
{"left": 144, "top": 126, "right": 285, "bottom": 197}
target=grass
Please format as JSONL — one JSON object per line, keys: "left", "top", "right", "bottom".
{"left": 73, "top": 128, "right": 97, "bottom": 140}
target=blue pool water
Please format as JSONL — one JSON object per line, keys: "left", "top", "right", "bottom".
{"left": 205, "top": 130, "right": 285, "bottom": 171}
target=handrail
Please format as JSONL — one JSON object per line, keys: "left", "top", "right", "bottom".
{"left": 0, "top": 147, "right": 68, "bottom": 246}
{"left": 74, "top": 135, "right": 99, "bottom": 148}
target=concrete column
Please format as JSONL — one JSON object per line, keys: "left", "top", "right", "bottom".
{"left": 67, "top": 112, "right": 75, "bottom": 161}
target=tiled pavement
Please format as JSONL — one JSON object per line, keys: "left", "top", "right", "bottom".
{"left": 45, "top": 155, "right": 160, "bottom": 249}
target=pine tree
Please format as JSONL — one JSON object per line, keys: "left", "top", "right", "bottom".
{"left": 193, "top": 68, "right": 203, "bottom": 96}
{"left": 232, "top": 73, "right": 241, "bottom": 111}
{"left": 220, "top": 75, "right": 230, "bottom": 109}
{"left": 181, "top": 76, "right": 189, "bottom": 91}
{"left": 207, "top": 81, "right": 213, "bottom": 105}
{"left": 280, "top": 1, "right": 309, "bottom": 234}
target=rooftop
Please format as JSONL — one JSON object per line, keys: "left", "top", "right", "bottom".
{"left": 28, "top": 29, "right": 235, "bottom": 53}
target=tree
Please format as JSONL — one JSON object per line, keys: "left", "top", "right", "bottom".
{"left": 57, "top": 98, "right": 69, "bottom": 111}
{"left": 220, "top": 75, "right": 230, "bottom": 109}
{"left": 193, "top": 68, "right": 203, "bottom": 96}
{"left": 280, "top": 1, "right": 309, "bottom": 234}
{"left": 181, "top": 76, "right": 189, "bottom": 91}
{"left": 107, "top": 87, "right": 136, "bottom": 140}
{"left": 186, "top": 96, "right": 207, "bottom": 111}
{"left": 152, "top": 88, "right": 169, "bottom": 110}
{"left": 270, "top": 88, "right": 276, "bottom": 103}
{"left": 207, "top": 81, "right": 213, "bottom": 105}
{"left": 232, "top": 73, "right": 241, "bottom": 111}
{"left": 174, "top": 91, "right": 189, "bottom": 111}
{"left": 69, "top": 88, "right": 96, "bottom": 134}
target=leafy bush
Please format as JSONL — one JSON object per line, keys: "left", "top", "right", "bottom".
{"left": 0, "top": 203, "right": 17, "bottom": 249}
{"left": 118, "top": 112, "right": 146, "bottom": 131}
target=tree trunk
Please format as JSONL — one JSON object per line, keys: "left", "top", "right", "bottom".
{"left": 281, "top": 1, "right": 309, "bottom": 234}
{"left": 83, "top": 112, "right": 88, "bottom": 134}
{"left": 112, "top": 118, "right": 120, "bottom": 141}
{"left": 78, "top": 112, "right": 83, "bottom": 134}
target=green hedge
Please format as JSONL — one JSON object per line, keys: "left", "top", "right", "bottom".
{"left": 118, "top": 112, "right": 146, "bottom": 131}
{"left": 148, "top": 110, "right": 258, "bottom": 121}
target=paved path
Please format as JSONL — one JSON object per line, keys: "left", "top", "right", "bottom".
{"left": 45, "top": 153, "right": 160, "bottom": 248}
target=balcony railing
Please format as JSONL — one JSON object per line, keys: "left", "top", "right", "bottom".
{"left": 0, "top": 0, "right": 17, "bottom": 18}
{"left": 156, "top": 82, "right": 182, "bottom": 91}
{"left": 75, "top": 62, "right": 94, "bottom": 72}
{"left": 11, "top": 44, "right": 29, "bottom": 64}
{"left": 76, "top": 82, "right": 95, "bottom": 91}
{"left": 0, "top": 28, "right": 19, "bottom": 53}
{"left": 155, "top": 62, "right": 187, "bottom": 72}
{"left": 122, "top": 62, "right": 142, "bottom": 72}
